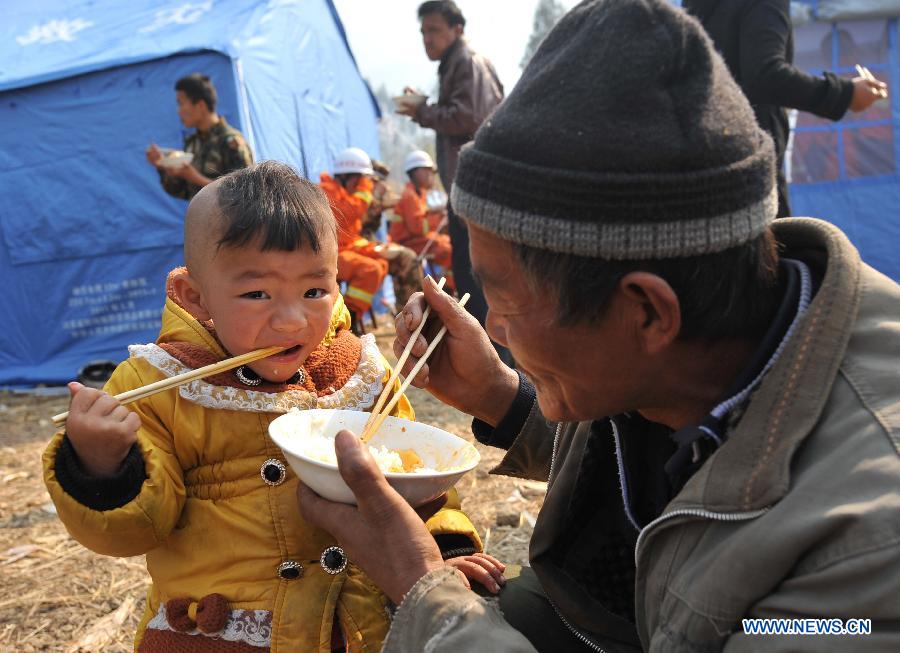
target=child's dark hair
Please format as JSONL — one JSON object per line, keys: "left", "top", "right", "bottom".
{"left": 175, "top": 73, "right": 218, "bottom": 112}
{"left": 215, "top": 161, "right": 336, "bottom": 253}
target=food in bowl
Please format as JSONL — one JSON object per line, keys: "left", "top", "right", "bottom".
{"left": 159, "top": 149, "right": 194, "bottom": 168}
{"left": 268, "top": 408, "right": 480, "bottom": 506}
{"left": 299, "top": 430, "right": 433, "bottom": 474}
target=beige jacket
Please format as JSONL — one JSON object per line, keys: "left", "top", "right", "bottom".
{"left": 383, "top": 218, "right": 900, "bottom": 652}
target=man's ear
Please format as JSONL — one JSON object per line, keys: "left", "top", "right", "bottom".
{"left": 617, "top": 272, "right": 681, "bottom": 355}
{"left": 171, "top": 268, "right": 211, "bottom": 322}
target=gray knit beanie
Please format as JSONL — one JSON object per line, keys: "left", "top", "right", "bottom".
{"left": 451, "top": 0, "right": 776, "bottom": 259}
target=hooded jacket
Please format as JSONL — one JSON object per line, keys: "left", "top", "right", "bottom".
{"left": 43, "top": 288, "right": 480, "bottom": 653}
{"left": 383, "top": 219, "right": 900, "bottom": 652}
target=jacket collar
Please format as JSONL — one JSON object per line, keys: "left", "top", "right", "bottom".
{"left": 670, "top": 219, "right": 863, "bottom": 512}
{"left": 195, "top": 116, "right": 229, "bottom": 140}
{"left": 438, "top": 37, "right": 466, "bottom": 75}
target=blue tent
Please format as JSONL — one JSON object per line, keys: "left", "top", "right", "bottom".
{"left": 0, "top": 0, "right": 379, "bottom": 387}
{"left": 788, "top": 1, "right": 900, "bottom": 281}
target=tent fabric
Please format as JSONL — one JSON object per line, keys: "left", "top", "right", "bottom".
{"left": 790, "top": 0, "right": 900, "bottom": 23}
{"left": 788, "top": 6, "right": 899, "bottom": 283}
{"left": 816, "top": 0, "right": 900, "bottom": 21}
{"left": 0, "top": 0, "right": 380, "bottom": 387}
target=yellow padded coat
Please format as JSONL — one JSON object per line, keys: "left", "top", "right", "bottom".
{"left": 43, "top": 296, "right": 481, "bottom": 653}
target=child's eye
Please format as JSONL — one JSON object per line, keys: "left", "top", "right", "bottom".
{"left": 304, "top": 288, "right": 327, "bottom": 299}
{"left": 241, "top": 290, "right": 270, "bottom": 300}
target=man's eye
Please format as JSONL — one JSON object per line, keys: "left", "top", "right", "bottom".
{"left": 305, "top": 288, "right": 327, "bottom": 299}
{"left": 241, "top": 290, "right": 269, "bottom": 299}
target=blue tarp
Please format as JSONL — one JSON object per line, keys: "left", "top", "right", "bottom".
{"left": 0, "top": 0, "right": 380, "bottom": 386}
{"left": 788, "top": 5, "right": 900, "bottom": 282}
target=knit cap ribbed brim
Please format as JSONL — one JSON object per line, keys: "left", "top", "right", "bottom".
{"left": 451, "top": 0, "right": 776, "bottom": 260}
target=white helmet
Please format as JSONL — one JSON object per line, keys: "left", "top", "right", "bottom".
{"left": 403, "top": 150, "right": 436, "bottom": 173}
{"left": 333, "top": 147, "right": 374, "bottom": 176}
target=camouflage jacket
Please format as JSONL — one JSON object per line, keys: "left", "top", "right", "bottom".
{"left": 159, "top": 117, "right": 253, "bottom": 200}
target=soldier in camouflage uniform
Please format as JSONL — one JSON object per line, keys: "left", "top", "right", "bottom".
{"left": 146, "top": 73, "right": 253, "bottom": 201}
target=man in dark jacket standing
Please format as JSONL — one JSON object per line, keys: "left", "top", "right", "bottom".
{"left": 683, "top": 0, "right": 887, "bottom": 218}
{"left": 398, "top": 1, "right": 507, "bottom": 360}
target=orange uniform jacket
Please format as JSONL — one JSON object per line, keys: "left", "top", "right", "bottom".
{"left": 391, "top": 183, "right": 444, "bottom": 252}
{"left": 320, "top": 173, "right": 376, "bottom": 253}
{"left": 319, "top": 173, "right": 386, "bottom": 314}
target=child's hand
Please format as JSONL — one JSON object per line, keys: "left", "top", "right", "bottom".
{"left": 445, "top": 553, "right": 507, "bottom": 594}
{"left": 65, "top": 382, "right": 141, "bottom": 477}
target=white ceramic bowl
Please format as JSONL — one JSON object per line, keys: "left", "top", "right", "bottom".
{"left": 159, "top": 150, "right": 194, "bottom": 168}
{"left": 392, "top": 94, "right": 427, "bottom": 110}
{"left": 269, "top": 408, "right": 480, "bottom": 506}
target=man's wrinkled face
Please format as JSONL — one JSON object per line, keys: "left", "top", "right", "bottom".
{"left": 176, "top": 91, "right": 205, "bottom": 129}
{"left": 468, "top": 222, "right": 641, "bottom": 422}
{"left": 420, "top": 13, "right": 462, "bottom": 61}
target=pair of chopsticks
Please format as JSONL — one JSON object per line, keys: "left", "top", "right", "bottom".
{"left": 855, "top": 65, "right": 889, "bottom": 98}
{"left": 361, "top": 278, "right": 469, "bottom": 443}
{"left": 51, "top": 346, "right": 285, "bottom": 426}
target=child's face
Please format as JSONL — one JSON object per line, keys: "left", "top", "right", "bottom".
{"left": 196, "top": 238, "right": 339, "bottom": 383}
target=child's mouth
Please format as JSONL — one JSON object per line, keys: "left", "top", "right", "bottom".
{"left": 273, "top": 345, "right": 303, "bottom": 358}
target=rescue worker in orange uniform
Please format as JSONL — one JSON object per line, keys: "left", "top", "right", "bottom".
{"left": 320, "top": 148, "right": 388, "bottom": 331}
{"left": 391, "top": 150, "right": 454, "bottom": 290}
{"left": 363, "top": 160, "right": 423, "bottom": 312}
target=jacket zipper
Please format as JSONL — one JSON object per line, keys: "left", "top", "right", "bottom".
{"left": 549, "top": 596, "right": 608, "bottom": 652}
{"left": 547, "top": 423, "right": 607, "bottom": 651}
{"left": 549, "top": 423, "right": 769, "bottom": 648}
{"left": 634, "top": 506, "right": 770, "bottom": 567}
{"left": 548, "top": 422, "right": 563, "bottom": 482}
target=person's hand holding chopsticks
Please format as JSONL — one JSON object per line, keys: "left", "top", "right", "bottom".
{"left": 64, "top": 382, "right": 141, "bottom": 477}
{"left": 393, "top": 276, "right": 519, "bottom": 427}
{"left": 851, "top": 65, "right": 889, "bottom": 112}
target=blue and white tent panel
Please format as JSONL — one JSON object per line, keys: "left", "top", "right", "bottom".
{"left": 0, "top": 0, "right": 379, "bottom": 386}
{"left": 787, "top": 8, "right": 899, "bottom": 282}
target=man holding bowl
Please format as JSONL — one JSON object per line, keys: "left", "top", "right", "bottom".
{"left": 397, "top": 1, "right": 507, "bottom": 363}
{"left": 300, "top": 0, "right": 900, "bottom": 651}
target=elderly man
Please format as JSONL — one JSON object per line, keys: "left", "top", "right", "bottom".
{"left": 399, "top": 0, "right": 507, "bottom": 361}
{"left": 300, "top": 1, "right": 900, "bottom": 651}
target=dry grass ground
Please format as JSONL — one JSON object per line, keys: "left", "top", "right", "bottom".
{"left": 0, "top": 323, "right": 543, "bottom": 651}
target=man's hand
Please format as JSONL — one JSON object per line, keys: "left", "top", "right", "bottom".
{"left": 445, "top": 553, "right": 507, "bottom": 594}
{"left": 145, "top": 144, "right": 163, "bottom": 168}
{"left": 850, "top": 76, "right": 888, "bottom": 112}
{"left": 64, "top": 382, "right": 140, "bottom": 477}
{"left": 297, "top": 430, "right": 447, "bottom": 604}
{"left": 393, "top": 276, "right": 519, "bottom": 426}
{"left": 396, "top": 104, "right": 419, "bottom": 118}
{"left": 396, "top": 86, "right": 426, "bottom": 118}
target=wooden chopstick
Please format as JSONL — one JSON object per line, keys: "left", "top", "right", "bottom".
{"left": 363, "top": 277, "right": 447, "bottom": 435}
{"left": 856, "top": 64, "right": 888, "bottom": 98}
{"left": 51, "top": 345, "right": 285, "bottom": 426}
{"left": 361, "top": 292, "right": 471, "bottom": 443}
